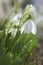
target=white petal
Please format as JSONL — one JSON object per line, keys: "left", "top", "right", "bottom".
{"left": 21, "top": 20, "right": 37, "bottom": 35}
{"left": 24, "top": 21, "right": 32, "bottom": 34}
{"left": 31, "top": 21, "right": 37, "bottom": 35}
{"left": 5, "top": 28, "right": 17, "bottom": 37}
{"left": 12, "top": 12, "right": 22, "bottom": 22}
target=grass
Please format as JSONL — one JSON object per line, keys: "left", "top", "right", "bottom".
{"left": 0, "top": 5, "right": 38, "bottom": 65}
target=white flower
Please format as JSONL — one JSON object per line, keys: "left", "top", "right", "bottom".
{"left": 21, "top": 20, "right": 37, "bottom": 35}
{"left": 12, "top": 13, "right": 22, "bottom": 21}
{"left": 11, "top": 12, "right": 22, "bottom": 26}
{"left": 5, "top": 28, "right": 17, "bottom": 37}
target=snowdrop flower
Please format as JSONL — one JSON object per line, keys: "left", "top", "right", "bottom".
{"left": 5, "top": 28, "right": 17, "bottom": 37}
{"left": 12, "top": 12, "right": 22, "bottom": 21}
{"left": 11, "top": 12, "right": 22, "bottom": 26}
{"left": 21, "top": 20, "right": 37, "bottom": 35}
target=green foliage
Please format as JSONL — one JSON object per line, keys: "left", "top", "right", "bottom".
{"left": 0, "top": 5, "right": 38, "bottom": 65}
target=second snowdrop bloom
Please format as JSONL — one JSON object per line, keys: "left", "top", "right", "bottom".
{"left": 21, "top": 20, "right": 37, "bottom": 35}
{"left": 11, "top": 12, "right": 22, "bottom": 26}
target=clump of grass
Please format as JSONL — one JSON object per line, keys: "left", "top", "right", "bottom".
{"left": 0, "top": 5, "right": 38, "bottom": 65}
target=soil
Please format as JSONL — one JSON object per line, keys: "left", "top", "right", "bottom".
{"left": 31, "top": 40, "right": 43, "bottom": 65}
